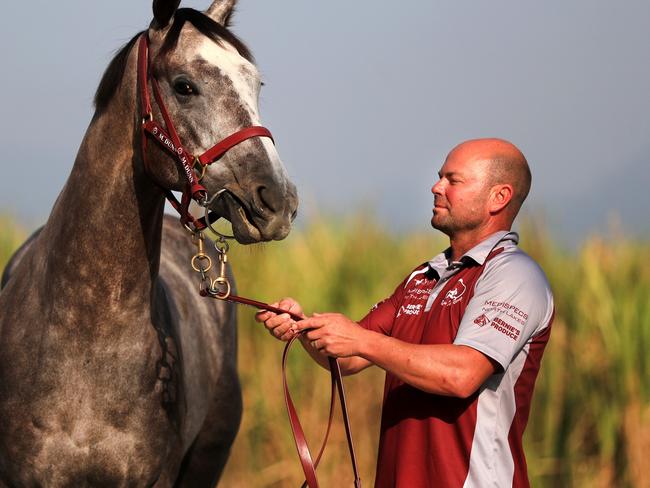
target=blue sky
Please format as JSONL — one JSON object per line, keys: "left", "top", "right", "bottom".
{"left": 1, "top": 1, "right": 648, "bottom": 246}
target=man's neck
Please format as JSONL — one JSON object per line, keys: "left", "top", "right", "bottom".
{"left": 447, "top": 226, "right": 511, "bottom": 261}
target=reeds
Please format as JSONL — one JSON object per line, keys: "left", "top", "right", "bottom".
{"left": 0, "top": 216, "right": 25, "bottom": 276}
{"left": 1, "top": 215, "right": 648, "bottom": 487}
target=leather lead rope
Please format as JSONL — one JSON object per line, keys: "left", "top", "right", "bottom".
{"left": 201, "top": 292, "right": 362, "bottom": 487}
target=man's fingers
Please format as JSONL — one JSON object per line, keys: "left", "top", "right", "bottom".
{"left": 303, "top": 329, "right": 325, "bottom": 342}
{"left": 295, "top": 316, "right": 326, "bottom": 331}
{"left": 280, "top": 329, "right": 298, "bottom": 341}
{"left": 278, "top": 298, "right": 294, "bottom": 309}
{"left": 255, "top": 310, "right": 275, "bottom": 323}
{"left": 272, "top": 323, "right": 291, "bottom": 338}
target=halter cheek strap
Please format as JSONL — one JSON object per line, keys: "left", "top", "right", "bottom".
{"left": 137, "top": 34, "right": 274, "bottom": 231}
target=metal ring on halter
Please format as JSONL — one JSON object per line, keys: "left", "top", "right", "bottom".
{"left": 191, "top": 254, "right": 212, "bottom": 273}
{"left": 209, "top": 276, "right": 231, "bottom": 299}
{"left": 204, "top": 189, "right": 235, "bottom": 239}
{"left": 214, "top": 237, "right": 229, "bottom": 255}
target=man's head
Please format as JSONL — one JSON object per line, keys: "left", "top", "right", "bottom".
{"left": 430, "top": 138, "right": 531, "bottom": 237}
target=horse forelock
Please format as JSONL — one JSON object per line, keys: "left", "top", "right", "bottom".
{"left": 160, "top": 8, "right": 253, "bottom": 63}
{"left": 93, "top": 8, "right": 253, "bottom": 115}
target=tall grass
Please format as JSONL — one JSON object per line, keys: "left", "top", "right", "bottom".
{"left": 0, "top": 216, "right": 25, "bottom": 275}
{"left": 1, "top": 215, "right": 648, "bottom": 487}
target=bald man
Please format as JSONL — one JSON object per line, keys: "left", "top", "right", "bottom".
{"left": 257, "top": 139, "right": 554, "bottom": 488}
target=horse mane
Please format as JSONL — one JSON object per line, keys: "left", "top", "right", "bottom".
{"left": 93, "top": 8, "right": 254, "bottom": 114}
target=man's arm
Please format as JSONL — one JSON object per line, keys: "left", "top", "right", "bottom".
{"left": 296, "top": 313, "right": 497, "bottom": 398}
{"left": 254, "top": 299, "right": 373, "bottom": 374}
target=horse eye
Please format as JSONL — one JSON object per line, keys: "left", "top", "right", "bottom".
{"left": 173, "top": 80, "right": 196, "bottom": 96}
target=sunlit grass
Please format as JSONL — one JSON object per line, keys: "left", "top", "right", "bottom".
{"left": 1, "top": 215, "right": 648, "bottom": 487}
{"left": 0, "top": 216, "right": 25, "bottom": 276}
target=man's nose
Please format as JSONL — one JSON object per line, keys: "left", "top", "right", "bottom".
{"left": 431, "top": 179, "right": 444, "bottom": 194}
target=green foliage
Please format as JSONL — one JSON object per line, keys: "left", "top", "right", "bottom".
{"left": 1, "top": 215, "right": 648, "bottom": 487}
{"left": 0, "top": 216, "right": 25, "bottom": 276}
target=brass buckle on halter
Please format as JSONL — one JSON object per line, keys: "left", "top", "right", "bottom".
{"left": 142, "top": 112, "right": 153, "bottom": 125}
{"left": 193, "top": 156, "right": 207, "bottom": 181}
{"left": 209, "top": 239, "right": 231, "bottom": 299}
{"left": 191, "top": 235, "right": 213, "bottom": 273}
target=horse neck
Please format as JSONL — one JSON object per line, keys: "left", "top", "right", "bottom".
{"left": 40, "top": 48, "right": 165, "bottom": 311}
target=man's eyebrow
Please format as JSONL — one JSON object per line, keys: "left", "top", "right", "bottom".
{"left": 438, "top": 170, "right": 462, "bottom": 178}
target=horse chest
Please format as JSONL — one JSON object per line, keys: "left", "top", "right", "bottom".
{"left": 1, "top": 378, "right": 177, "bottom": 487}
{"left": 0, "top": 308, "right": 183, "bottom": 485}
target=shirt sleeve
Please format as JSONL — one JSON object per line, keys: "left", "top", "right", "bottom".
{"left": 453, "top": 251, "right": 554, "bottom": 370}
{"left": 358, "top": 265, "right": 427, "bottom": 335}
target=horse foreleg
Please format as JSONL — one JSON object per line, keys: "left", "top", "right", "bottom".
{"left": 173, "top": 369, "right": 242, "bottom": 487}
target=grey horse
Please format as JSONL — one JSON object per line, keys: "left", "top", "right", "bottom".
{"left": 0, "top": 0, "right": 298, "bottom": 486}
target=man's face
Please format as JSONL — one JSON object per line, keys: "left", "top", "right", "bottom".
{"left": 430, "top": 148, "right": 491, "bottom": 235}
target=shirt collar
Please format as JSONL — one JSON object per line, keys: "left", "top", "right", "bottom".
{"left": 427, "top": 230, "right": 519, "bottom": 276}
{"left": 462, "top": 230, "right": 519, "bottom": 265}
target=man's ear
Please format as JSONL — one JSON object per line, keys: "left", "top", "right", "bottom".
{"left": 489, "top": 184, "right": 513, "bottom": 214}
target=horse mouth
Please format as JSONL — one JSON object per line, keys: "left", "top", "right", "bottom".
{"left": 214, "top": 191, "right": 264, "bottom": 244}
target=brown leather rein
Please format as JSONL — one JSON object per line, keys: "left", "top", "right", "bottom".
{"left": 137, "top": 34, "right": 361, "bottom": 487}
{"left": 203, "top": 293, "right": 362, "bottom": 488}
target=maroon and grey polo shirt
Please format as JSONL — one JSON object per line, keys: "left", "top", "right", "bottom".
{"left": 358, "top": 231, "right": 554, "bottom": 488}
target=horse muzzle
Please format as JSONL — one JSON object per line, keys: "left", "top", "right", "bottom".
{"left": 209, "top": 183, "right": 298, "bottom": 244}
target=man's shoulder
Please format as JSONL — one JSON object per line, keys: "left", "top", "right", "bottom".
{"left": 484, "top": 246, "right": 551, "bottom": 293}
{"left": 470, "top": 245, "right": 555, "bottom": 337}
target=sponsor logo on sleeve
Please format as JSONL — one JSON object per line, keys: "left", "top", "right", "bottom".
{"left": 490, "top": 317, "right": 520, "bottom": 340}
{"left": 482, "top": 299, "right": 529, "bottom": 325}
{"left": 440, "top": 278, "right": 467, "bottom": 306}
{"left": 473, "top": 314, "right": 490, "bottom": 327}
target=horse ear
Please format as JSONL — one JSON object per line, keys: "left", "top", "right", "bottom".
{"left": 152, "top": 0, "right": 181, "bottom": 28}
{"left": 206, "top": 0, "right": 237, "bottom": 26}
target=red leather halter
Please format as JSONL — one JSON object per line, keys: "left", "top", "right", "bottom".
{"left": 137, "top": 34, "right": 273, "bottom": 231}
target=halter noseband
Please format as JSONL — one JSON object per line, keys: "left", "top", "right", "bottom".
{"left": 137, "top": 34, "right": 273, "bottom": 231}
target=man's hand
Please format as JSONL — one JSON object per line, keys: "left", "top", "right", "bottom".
{"left": 295, "top": 313, "right": 368, "bottom": 358}
{"left": 255, "top": 297, "right": 305, "bottom": 341}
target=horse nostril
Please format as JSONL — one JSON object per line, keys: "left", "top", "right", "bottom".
{"left": 256, "top": 186, "right": 277, "bottom": 214}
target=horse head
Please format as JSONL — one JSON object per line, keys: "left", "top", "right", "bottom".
{"left": 142, "top": 0, "right": 298, "bottom": 243}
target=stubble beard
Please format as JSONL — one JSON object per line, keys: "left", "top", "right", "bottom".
{"left": 431, "top": 208, "right": 484, "bottom": 236}
{"left": 431, "top": 211, "right": 453, "bottom": 235}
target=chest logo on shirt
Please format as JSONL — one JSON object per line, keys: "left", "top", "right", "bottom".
{"left": 396, "top": 303, "right": 423, "bottom": 318}
{"left": 440, "top": 278, "right": 467, "bottom": 306}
